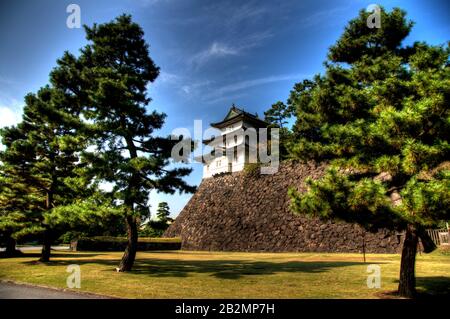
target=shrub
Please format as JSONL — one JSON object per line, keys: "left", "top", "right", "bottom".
{"left": 139, "top": 219, "right": 171, "bottom": 238}
{"left": 244, "top": 163, "right": 261, "bottom": 176}
{"left": 74, "top": 236, "right": 181, "bottom": 251}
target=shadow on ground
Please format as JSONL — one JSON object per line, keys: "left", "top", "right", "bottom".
{"left": 18, "top": 253, "right": 371, "bottom": 280}
{"left": 383, "top": 276, "right": 450, "bottom": 298}
{"left": 6, "top": 252, "right": 102, "bottom": 259}
{"left": 131, "top": 259, "right": 367, "bottom": 279}
{"left": 416, "top": 276, "right": 450, "bottom": 297}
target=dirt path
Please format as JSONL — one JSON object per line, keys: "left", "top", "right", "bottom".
{"left": 0, "top": 281, "right": 111, "bottom": 299}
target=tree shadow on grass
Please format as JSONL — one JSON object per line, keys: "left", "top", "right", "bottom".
{"left": 416, "top": 276, "right": 450, "bottom": 297}
{"left": 20, "top": 255, "right": 372, "bottom": 280}
{"left": 130, "top": 259, "right": 374, "bottom": 279}
{"left": 14, "top": 252, "right": 103, "bottom": 259}
{"left": 383, "top": 276, "right": 450, "bottom": 298}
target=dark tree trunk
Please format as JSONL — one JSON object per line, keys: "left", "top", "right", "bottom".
{"left": 117, "top": 129, "right": 140, "bottom": 272}
{"left": 398, "top": 224, "right": 418, "bottom": 298}
{"left": 39, "top": 231, "right": 52, "bottom": 262}
{"left": 40, "top": 190, "right": 54, "bottom": 262}
{"left": 118, "top": 216, "right": 138, "bottom": 272}
{"left": 416, "top": 227, "right": 437, "bottom": 253}
{"left": 4, "top": 236, "right": 17, "bottom": 257}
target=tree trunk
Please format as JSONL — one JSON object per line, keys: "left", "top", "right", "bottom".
{"left": 40, "top": 189, "right": 54, "bottom": 262}
{"left": 4, "top": 236, "right": 17, "bottom": 257}
{"left": 117, "top": 124, "right": 140, "bottom": 272}
{"left": 398, "top": 224, "right": 418, "bottom": 298}
{"left": 118, "top": 216, "right": 138, "bottom": 272}
{"left": 39, "top": 231, "right": 52, "bottom": 262}
{"left": 416, "top": 227, "right": 437, "bottom": 253}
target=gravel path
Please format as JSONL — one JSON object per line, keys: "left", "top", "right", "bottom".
{"left": 0, "top": 246, "right": 70, "bottom": 252}
{"left": 0, "top": 282, "right": 111, "bottom": 299}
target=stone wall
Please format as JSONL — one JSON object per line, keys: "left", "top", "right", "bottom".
{"left": 164, "top": 161, "right": 403, "bottom": 253}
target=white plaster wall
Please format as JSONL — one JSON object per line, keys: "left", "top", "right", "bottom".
{"left": 202, "top": 120, "right": 258, "bottom": 178}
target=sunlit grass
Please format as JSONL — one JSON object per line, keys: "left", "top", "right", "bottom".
{"left": 0, "top": 248, "right": 448, "bottom": 298}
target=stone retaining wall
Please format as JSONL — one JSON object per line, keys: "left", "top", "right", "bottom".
{"left": 165, "top": 161, "right": 402, "bottom": 253}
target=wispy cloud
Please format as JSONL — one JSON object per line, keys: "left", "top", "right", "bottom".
{"left": 299, "top": 4, "right": 351, "bottom": 28}
{"left": 189, "top": 31, "right": 272, "bottom": 66}
{"left": 0, "top": 98, "right": 23, "bottom": 129}
{"left": 166, "top": 2, "right": 275, "bottom": 68}
{"left": 190, "top": 73, "right": 310, "bottom": 105}
{"left": 181, "top": 80, "right": 212, "bottom": 95}
{"left": 132, "top": 0, "right": 171, "bottom": 7}
{"left": 190, "top": 42, "right": 239, "bottom": 66}
{"left": 157, "top": 2, "right": 271, "bottom": 30}
{"left": 225, "top": 2, "right": 268, "bottom": 27}
{"left": 206, "top": 92, "right": 249, "bottom": 105}
{"left": 0, "top": 73, "right": 24, "bottom": 132}
{"left": 206, "top": 73, "right": 306, "bottom": 101}
{"left": 171, "top": 72, "right": 307, "bottom": 104}
{"left": 157, "top": 71, "right": 181, "bottom": 83}
{"left": 150, "top": 70, "right": 182, "bottom": 91}
{"left": 0, "top": 106, "right": 21, "bottom": 128}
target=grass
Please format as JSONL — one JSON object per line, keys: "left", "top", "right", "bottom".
{"left": 0, "top": 248, "right": 449, "bottom": 298}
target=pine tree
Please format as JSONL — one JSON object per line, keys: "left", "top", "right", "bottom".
{"left": 0, "top": 170, "right": 34, "bottom": 257}
{"left": 0, "top": 86, "right": 89, "bottom": 261}
{"left": 288, "top": 7, "right": 449, "bottom": 297}
{"left": 264, "top": 101, "right": 293, "bottom": 129}
{"left": 264, "top": 101, "right": 294, "bottom": 159}
{"left": 156, "top": 202, "right": 170, "bottom": 222}
{"left": 50, "top": 15, "right": 196, "bottom": 271}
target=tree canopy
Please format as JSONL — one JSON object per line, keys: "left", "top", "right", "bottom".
{"left": 264, "top": 101, "right": 294, "bottom": 159}
{"left": 0, "top": 86, "right": 91, "bottom": 260}
{"left": 49, "top": 15, "right": 195, "bottom": 271}
{"left": 264, "top": 101, "right": 293, "bottom": 129}
{"left": 1, "top": 15, "right": 195, "bottom": 269}
{"left": 288, "top": 7, "right": 449, "bottom": 297}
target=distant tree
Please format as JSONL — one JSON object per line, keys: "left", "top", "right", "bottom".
{"left": 287, "top": 79, "right": 320, "bottom": 142}
{"left": 288, "top": 7, "right": 449, "bottom": 298}
{"left": 141, "top": 204, "right": 152, "bottom": 224}
{"left": 156, "top": 202, "right": 170, "bottom": 222}
{"left": 50, "top": 15, "right": 196, "bottom": 271}
{"left": 264, "top": 101, "right": 293, "bottom": 129}
{"left": 138, "top": 202, "right": 172, "bottom": 238}
{"left": 264, "top": 101, "right": 294, "bottom": 159}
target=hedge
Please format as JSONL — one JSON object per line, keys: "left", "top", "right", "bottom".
{"left": 72, "top": 236, "right": 181, "bottom": 251}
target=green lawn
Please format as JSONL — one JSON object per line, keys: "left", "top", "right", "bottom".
{"left": 0, "top": 248, "right": 449, "bottom": 298}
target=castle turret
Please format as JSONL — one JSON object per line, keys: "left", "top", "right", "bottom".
{"left": 201, "top": 105, "right": 270, "bottom": 178}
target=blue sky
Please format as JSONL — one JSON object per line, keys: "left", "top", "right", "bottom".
{"left": 0, "top": 0, "right": 449, "bottom": 217}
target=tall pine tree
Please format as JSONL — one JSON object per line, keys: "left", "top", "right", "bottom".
{"left": 288, "top": 7, "right": 449, "bottom": 297}
{"left": 50, "top": 15, "right": 195, "bottom": 271}
{"left": 156, "top": 202, "right": 171, "bottom": 222}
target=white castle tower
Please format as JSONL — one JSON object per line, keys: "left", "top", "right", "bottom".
{"left": 200, "top": 105, "right": 270, "bottom": 179}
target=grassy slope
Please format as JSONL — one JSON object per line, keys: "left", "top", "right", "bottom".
{"left": 0, "top": 249, "right": 449, "bottom": 298}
